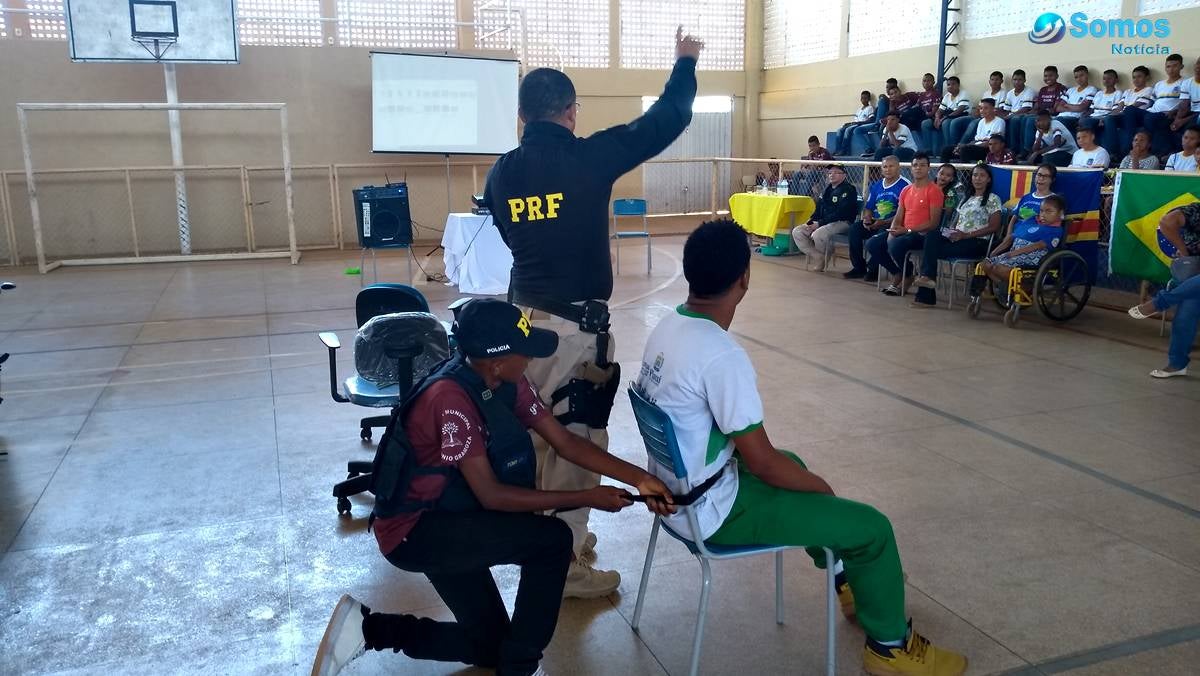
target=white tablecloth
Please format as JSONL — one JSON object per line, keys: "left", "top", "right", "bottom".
{"left": 442, "top": 213, "right": 512, "bottom": 295}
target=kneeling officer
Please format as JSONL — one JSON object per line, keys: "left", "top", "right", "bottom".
{"left": 312, "top": 298, "right": 674, "bottom": 676}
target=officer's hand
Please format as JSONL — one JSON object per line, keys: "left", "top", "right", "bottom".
{"left": 636, "top": 475, "right": 676, "bottom": 516}
{"left": 587, "top": 486, "right": 635, "bottom": 512}
{"left": 676, "top": 26, "right": 705, "bottom": 61}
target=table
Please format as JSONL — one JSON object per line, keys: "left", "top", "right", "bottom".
{"left": 728, "top": 193, "right": 816, "bottom": 255}
{"left": 442, "top": 213, "right": 512, "bottom": 295}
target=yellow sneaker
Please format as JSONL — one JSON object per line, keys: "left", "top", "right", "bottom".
{"left": 836, "top": 581, "right": 856, "bottom": 622}
{"left": 862, "top": 626, "right": 967, "bottom": 676}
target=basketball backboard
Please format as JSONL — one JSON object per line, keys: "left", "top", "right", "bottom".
{"left": 65, "top": 0, "right": 239, "bottom": 63}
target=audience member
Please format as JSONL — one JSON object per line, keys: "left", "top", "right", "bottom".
{"left": 874, "top": 113, "right": 918, "bottom": 161}
{"left": 969, "top": 195, "right": 1067, "bottom": 305}
{"left": 1127, "top": 203, "right": 1200, "bottom": 378}
{"left": 924, "top": 76, "right": 971, "bottom": 151}
{"left": 1054, "top": 65, "right": 1096, "bottom": 133}
{"left": 985, "top": 134, "right": 1016, "bottom": 165}
{"left": 833, "top": 90, "right": 877, "bottom": 155}
{"left": 1069, "top": 125, "right": 1111, "bottom": 169}
{"left": 998, "top": 69, "right": 1035, "bottom": 152}
{"left": 906, "top": 73, "right": 941, "bottom": 134}
{"left": 867, "top": 152, "right": 943, "bottom": 296}
{"left": 845, "top": 156, "right": 910, "bottom": 281}
{"left": 1019, "top": 66, "right": 1068, "bottom": 153}
{"left": 1132, "top": 54, "right": 1189, "bottom": 155}
{"left": 1025, "top": 110, "right": 1078, "bottom": 166}
{"left": 807, "top": 135, "right": 835, "bottom": 161}
{"left": 957, "top": 71, "right": 1008, "bottom": 150}
{"left": 1086, "top": 69, "right": 1124, "bottom": 153}
{"left": 949, "top": 98, "right": 1004, "bottom": 163}
{"left": 1171, "top": 56, "right": 1200, "bottom": 135}
{"left": 858, "top": 85, "right": 915, "bottom": 156}
{"left": 1118, "top": 129, "right": 1161, "bottom": 169}
{"left": 1116, "top": 66, "right": 1156, "bottom": 156}
{"left": 936, "top": 163, "right": 965, "bottom": 229}
{"left": 911, "top": 164, "right": 1004, "bottom": 308}
{"left": 1007, "top": 163, "right": 1058, "bottom": 233}
{"left": 636, "top": 217, "right": 969, "bottom": 676}
{"left": 1165, "top": 126, "right": 1199, "bottom": 171}
{"left": 792, "top": 165, "right": 858, "bottom": 272}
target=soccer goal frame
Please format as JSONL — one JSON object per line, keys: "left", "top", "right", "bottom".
{"left": 16, "top": 101, "right": 299, "bottom": 273}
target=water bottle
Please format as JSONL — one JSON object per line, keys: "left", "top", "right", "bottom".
{"left": 776, "top": 178, "right": 788, "bottom": 195}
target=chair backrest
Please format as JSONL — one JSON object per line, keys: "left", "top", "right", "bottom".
{"left": 627, "top": 386, "right": 687, "bottom": 480}
{"left": 354, "top": 312, "right": 450, "bottom": 390}
{"left": 613, "top": 198, "right": 648, "bottom": 217}
{"left": 356, "top": 283, "right": 430, "bottom": 327}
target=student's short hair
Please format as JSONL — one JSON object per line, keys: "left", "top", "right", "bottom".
{"left": 684, "top": 219, "right": 751, "bottom": 299}
{"left": 1044, "top": 65, "right": 1059, "bottom": 74}
{"left": 1076, "top": 124, "right": 1096, "bottom": 135}
{"left": 1037, "top": 163, "right": 1059, "bottom": 180}
{"left": 885, "top": 111, "right": 899, "bottom": 119}
{"left": 808, "top": 135, "right": 820, "bottom": 143}
{"left": 946, "top": 75, "right": 960, "bottom": 85}
{"left": 1042, "top": 194, "right": 1067, "bottom": 214}
{"left": 1073, "top": 65, "right": 1089, "bottom": 74}
{"left": 1103, "top": 69, "right": 1118, "bottom": 78}
{"left": 923, "top": 72, "right": 935, "bottom": 79}
{"left": 1183, "top": 125, "right": 1200, "bottom": 137}
{"left": 861, "top": 89, "right": 872, "bottom": 97}
{"left": 980, "top": 97, "right": 996, "bottom": 107}
{"left": 886, "top": 77, "right": 898, "bottom": 86}
{"left": 1013, "top": 68, "right": 1027, "bottom": 78}
{"left": 1167, "top": 53, "right": 1184, "bottom": 64}
{"left": 1133, "top": 65, "right": 1150, "bottom": 77}
{"left": 519, "top": 68, "right": 576, "bottom": 122}
{"left": 1036, "top": 109, "right": 1053, "bottom": 118}
{"left": 911, "top": 151, "right": 932, "bottom": 165}
{"left": 990, "top": 70, "right": 1004, "bottom": 78}
{"left": 989, "top": 133, "right": 1006, "bottom": 142}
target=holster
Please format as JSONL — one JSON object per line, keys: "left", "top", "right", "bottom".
{"left": 551, "top": 359, "right": 621, "bottom": 429}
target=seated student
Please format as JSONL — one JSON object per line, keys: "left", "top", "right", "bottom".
{"left": 637, "top": 218, "right": 969, "bottom": 676}
{"left": 845, "top": 155, "right": 910, "bottom": 281}
{"left": 946, "top": 97, "right": 1004, "bottom": 162}
{"left": 863, "top": 86, "right": 918, "bottom": 156}
{"left": 1116, "top": 66, "right": 1156, "bottom": 156}
{"left": 907, "top": 73, "right": 941, "bottom": 136}
{"left": 866, "top": 152, "right": 944, "bottom": 296}
{"left": 1024, "top": 110, "right": 1078, "bottom": 167}
{"left": 788, "top": 137, "right": 836, "bottom": 195}
{"left": 998, "top": 68, "right": 1035, "bottom": 153}
{"left": 1130, "top": 54, "right": 1189, "bottom": 156}
{"left": 968, "top": 195, "right": 1067, "bottom": 303}
{"left": 1171, "top": 56, "right": 1200, "bottom": 140}
{"left": 310, "top": 299, "right": 674, "bottom": 676}
{"left": 985, "top": 134, "right": 1016, "bottom": 165}
{"left": 1165, "top": 125, "right": 1200, "bottom": 171}
{"left": 807, "top": 135, "right": 835, "bottom": 161}
{"left": 1054, "top": 65, "right": 1096, "bottom": 134}
{"left": 1069, "top": 125, "right": 1111, "bottom": 168}
{"left": 1127, "top": 202, "right": 1200, "bottom": 378}
{"left": 1087, "top": 69, "right": 1124, "bottom": 155}
{"left": 911, "top": 164, "right": 1004, "bottom": 308}
{"left": 923, "top": 75, "right": 970, "bottom": 151}
{"left": 792, "top": 164, "right": 858, "bottom": 272}
{"left": 1020, "top": 66, "right": 1068, "bottom": 154}
{"left": 874, "top": 113, "right": 919, "bottom": 161}
{"left": 1119, "top": 129, "right": 1161, "bottom": 169}
{"left": 833, "top": 90, "right": 877, "bottom": 155}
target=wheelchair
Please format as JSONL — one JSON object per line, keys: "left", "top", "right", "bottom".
{"left": 965, "top": 247, "right": 1092, "bottom": 328}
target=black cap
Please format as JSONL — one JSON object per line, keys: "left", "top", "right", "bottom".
{"left": 452, "top": 299, "right": 559, "bottom": 359}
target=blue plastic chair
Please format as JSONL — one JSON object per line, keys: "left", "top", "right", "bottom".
{"left": 627, "top": 386, "right": 837, "bottom": 676}
{"left": 612, "top": 198, "right": 651, "bottom": 275}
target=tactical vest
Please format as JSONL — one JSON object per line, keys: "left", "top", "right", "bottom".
{"left": 370, "top": 353, "right": 537, "bottom": 519}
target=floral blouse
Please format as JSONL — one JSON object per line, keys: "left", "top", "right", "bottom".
{"left": 953, "top": 193, "right": 1003, "bottom": 234}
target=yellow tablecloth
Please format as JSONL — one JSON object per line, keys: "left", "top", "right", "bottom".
{"left": 728, "top": 193, "right": 816, "bottom": 238}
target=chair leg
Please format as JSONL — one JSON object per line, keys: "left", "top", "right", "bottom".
{"left": 688, "top": 556, "right": 713, "bottom": 676}
{"left": 631, "top": 517, "right": 661, "bottom": 632}
{"left": 823, "top": 547, "right": 837, "bottom": 676}
{"left": 775, "top": 550, "right": 784, "bottom": 625}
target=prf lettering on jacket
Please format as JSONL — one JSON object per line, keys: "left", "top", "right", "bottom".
{"left": 507, "top": 193, "right": 563, "bottom": 222}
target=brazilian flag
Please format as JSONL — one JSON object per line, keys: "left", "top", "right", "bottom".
{"left": 1111, "top": 173, "right": 1200, "bottom": 285}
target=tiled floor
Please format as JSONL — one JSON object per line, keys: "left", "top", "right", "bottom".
{"left": 1, "top": 239, "right": 1199, "bottom": 675}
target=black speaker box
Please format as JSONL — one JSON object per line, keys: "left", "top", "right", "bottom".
{"left": 353, "top": 183, "right": 413, "bottom": 248}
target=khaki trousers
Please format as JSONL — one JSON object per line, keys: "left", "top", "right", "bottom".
{"left": 522, "top": 311, "right": 616, "bottom": 555}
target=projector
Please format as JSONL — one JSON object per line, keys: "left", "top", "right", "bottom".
{"left": 471, "top": 193, "right": 491, "bottom": 216}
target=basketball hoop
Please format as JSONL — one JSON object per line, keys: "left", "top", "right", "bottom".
{"left": 129, "top": 0, "right": 179, "bottom": 61}
{"left": 131, "top": 35, "right": 177, "bottom": 60}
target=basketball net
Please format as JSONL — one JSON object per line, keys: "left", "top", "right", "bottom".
{"left": 132, "top": 36, "right": 177, "bottom": 61}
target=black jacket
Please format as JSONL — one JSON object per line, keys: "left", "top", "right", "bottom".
{"left": 814, "top": 181, "right": 859, "bottom": 225}
{"left": 484, "top": 58, "right": 697, "bottom": 302}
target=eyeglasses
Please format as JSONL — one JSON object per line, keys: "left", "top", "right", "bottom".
{"left": 1036, "top": 172, "right": 1053, "bottom": 178}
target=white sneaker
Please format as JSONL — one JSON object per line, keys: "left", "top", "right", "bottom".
{"left": 1151, "top": 367, "right": 1188, "bottom": 378}
{"left": 311, "top": 594, "right": 367, "bottom": 676}
{"left": 578, "top": 532, "right": 598, "bottom": 566}
{"left": 563, "top": 561, "right": 620, "bottom": 599}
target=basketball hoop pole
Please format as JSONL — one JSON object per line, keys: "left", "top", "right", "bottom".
{"left": 162, "top": 62, "right": 191, "bottom": 255}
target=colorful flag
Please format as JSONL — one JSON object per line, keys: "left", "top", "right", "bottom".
{"left": 1110, "top": 172, "right": 1200, "bottom": 285}
{"left": 989, "top": 166, "right": 1104, "bottom": 276}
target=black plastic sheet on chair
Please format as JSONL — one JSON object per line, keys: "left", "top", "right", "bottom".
{"left": 354, "top": 312, "right": 450, "bottom": 387}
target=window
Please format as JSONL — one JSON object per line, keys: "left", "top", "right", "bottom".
{"left": 966, "top": 1, "right": 1122, "bottom": 40}
{"left": 337, "top": 0, "right": 456, "bottom": 49}
{"left": 621, "top": 0, "right": 744, "bottom": 71}
{"left": 642, "top": 95, "right": 732, "bottom": 112}
{"left": 1139, "top": 0, "right": 1200, "bottom": 13}
{"left": 238, "top": 0, "right": 323, "bottom": 47}
{"left": 474, "top": 0, "right": 608, "bottom": 68}
{"left": 28, "top": 1, "right": 67, "bottom": 41}
{"left": 764, "top": 0, "right": 841, "bottom": 68}
{"left": 847, "top": 0, "right": 939, "bottom": 57}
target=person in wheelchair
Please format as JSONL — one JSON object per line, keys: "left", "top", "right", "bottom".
{"left": 636, "top": 219, "right": 967, "bottom": 676}
{"left": 311, "top": 299, "right": 674, "bottom": 676}
{"left": 968, "top": 194, "right": 1067, "bottom": 304}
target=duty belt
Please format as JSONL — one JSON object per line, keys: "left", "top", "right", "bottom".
{"left": 509, "top": 290, "right": 610, "bottom": 335}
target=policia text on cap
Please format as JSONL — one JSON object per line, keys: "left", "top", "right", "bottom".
{"left": 483, "top": 28, "right": 703, "bottom": 597}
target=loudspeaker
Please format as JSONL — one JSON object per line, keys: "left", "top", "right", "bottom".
{"left": 353, "top": 183, "right": 413, "bottom": 249}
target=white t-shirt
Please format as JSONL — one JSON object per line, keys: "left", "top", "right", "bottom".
{"left": 1149, "top": 79, "right": 1189, "bottom": 113}
{"left": 939, "top": 91, "right": 971, "bottom": 115}
{"left": 981, "top": 88, "right": 1006, "bottom": 108}
{"left": 1058, "top": 85, "right": 1097, "bottom": 118}
{"left": 973, "top": 116, "right": 1006, "bottom": 143}
{"left": 1035, "top": 120, "right": 1079, "bottom": 153}
{"left": 1090, "top": 89, "right": 1124, "bottom": 117}
{"left": 1166, "top": 151, "right": 1199, "bottom": 172}
{"left": 1122, "top": 86, "right": 1154, "bottom": 110}
{"left": 1183, "top": 78, "right": 1200, "bottom": 113}
{"left": 853, "top": 104, "right": 874, "bottom": 122}
{"left": 884, "top": 123, "right": 919, "bottom": 150}
{"left": 636, "top": 307, "right": 764, "bottom": 539}
{"left": 1001, "top": 87, "right": 1035, "bottom": 114}
{"left": 1070, "top": 147, "right": 1111, "bottom": 169}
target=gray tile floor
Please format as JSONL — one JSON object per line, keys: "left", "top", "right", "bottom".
{"left": 1, "top": 239, "right": 1198, "bottom": 675}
